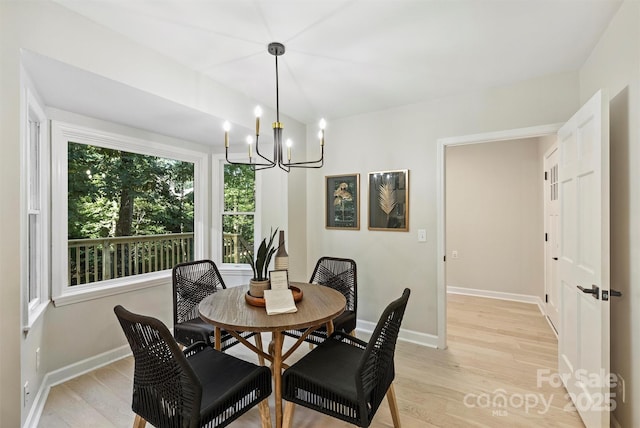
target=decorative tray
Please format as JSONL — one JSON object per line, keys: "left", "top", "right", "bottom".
{"left": 245, "top": 285, "right": 303, "bottom": 307}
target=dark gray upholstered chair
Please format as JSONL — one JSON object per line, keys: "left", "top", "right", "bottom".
{"left": 281, "top": 288, "right": 410, "bottom": 428}
{"left": 173, "top": 259, "right": 263, "bottom": 356}
{"left": 283, "top": 256, "right": 357, "bottom": 345}
{"left": 114, "top": 305, "right": 272, "bottom": 428}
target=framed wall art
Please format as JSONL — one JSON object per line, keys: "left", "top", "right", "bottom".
{"left": 368, "top": 169, "right": 409, "bottom": 231}
{"left": 325, "top": 173, "right": 360, "bottom": 230}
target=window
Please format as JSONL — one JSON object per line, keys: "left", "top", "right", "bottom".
{"left": 52, "top": 121, "right": 209, "bottom": 305}
{"left": 23, "top": 88, "right": 49, "bottom": 329}
{"left": 221, "top": 164, "right": 256, "bottom": 264}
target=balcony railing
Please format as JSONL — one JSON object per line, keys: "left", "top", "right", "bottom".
{"left": 67, "top": 233, "right": 251, "bottom": 285}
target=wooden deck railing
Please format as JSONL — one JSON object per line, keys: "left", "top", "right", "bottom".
{"left": 68, "top": 233, "right": 250, "bottom": 285}
{"left": 68, "top": 233, "right": 194, "bottom": 285}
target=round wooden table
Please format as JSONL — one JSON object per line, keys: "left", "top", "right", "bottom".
{"left": 198, "top": 282, "right": 346, "bottom": 428}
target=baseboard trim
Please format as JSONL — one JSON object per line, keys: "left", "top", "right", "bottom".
{"left": 447, "top": 286, "right": 545, "bottom": 313}
{"left": 24, "top": 345, "right": 131, "bottom": 428}
{"left": 356, "top": 320, "right": 439, "bottom": 349}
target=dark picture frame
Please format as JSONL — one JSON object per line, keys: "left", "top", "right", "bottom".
{"left": 325, "top": 173, "right": 360, "bottom": 230}
{"left": 368, "top": 169, "right": 409, "bottom": 231}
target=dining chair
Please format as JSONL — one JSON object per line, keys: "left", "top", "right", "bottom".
{"left": 283, "top": 256, "right": 357, "bottom": 345}
{"left": 281, "top": 288, "right": 410, "bottom": 428}
{"left": 114, "top": 305, "right": 273, "bottom": 428}
{"left": 173, "top": 259, "right": 263, "bottom": 357}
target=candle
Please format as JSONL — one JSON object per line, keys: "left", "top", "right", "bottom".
{"left": 246, "top": 135, "right": 253, "bottom": 160}
{"left": 286, "top": 139, "right": 292, "bottom": 161}
{"left": 318, "top": 118, "right": 326, "bottom": 146}
{"left": 223, "top": 121, "right": 230, "bottom": 148}
{"left": 254, "top": 106, "right": 262, "bottom": 136}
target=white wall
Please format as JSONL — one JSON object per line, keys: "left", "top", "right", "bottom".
{"left": 305, "top": 72, "right": 580, "bottom": 339}
{"left": 445, "top": 137, "right": 545, "bottom": 299}
{"left": 579, "top": 1, "right": 640, "bottom": 426}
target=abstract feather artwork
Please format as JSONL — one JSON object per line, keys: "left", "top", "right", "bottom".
{"left": 368, "top": 170, "right": 409, "bottom": 231}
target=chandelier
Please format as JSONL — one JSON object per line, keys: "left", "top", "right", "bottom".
{"left": 224, "top": 42, "right": 325, "bottom": 172}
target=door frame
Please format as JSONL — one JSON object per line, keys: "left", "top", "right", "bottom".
{"left": 436, "top": 123, "right": 562, "bottom": 349}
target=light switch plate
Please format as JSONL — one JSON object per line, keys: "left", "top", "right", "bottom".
{"left": 418, "top": 229, "right": 427, "bottom": 242}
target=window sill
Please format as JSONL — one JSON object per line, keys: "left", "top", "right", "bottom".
{"left": 23, "top": 300, "right": 50, "bottom": 333}
{"left": 219, "top": 264, "right": 252, "bottom": 274}
{"left": 219, "top": 264, "right": 253, "bottom": 287}
{"left": 52, "top": 271, "right": 171, "bottom": 307}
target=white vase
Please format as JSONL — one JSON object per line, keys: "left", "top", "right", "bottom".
{"left": 274, "top": 230, "right": 289, "bottom": 270}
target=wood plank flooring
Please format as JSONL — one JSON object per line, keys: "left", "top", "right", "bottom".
{"left": 39, "top": 294, "right": 584, "bottom": 427}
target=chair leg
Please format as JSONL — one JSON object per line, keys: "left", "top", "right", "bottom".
{"left": 386, "top": 383, "right": 401, "bottom": 428}
{"left": 258, "top": 398, "right": 272, "bottom": 428}
{"left": 133, "top": 414, "right": 146, "bottom": 428}
{"left": 255, "top": 333, "right": 265, "bottom": 366}
{"left": 282, "top": 401, "right": 295, "bottom": 428}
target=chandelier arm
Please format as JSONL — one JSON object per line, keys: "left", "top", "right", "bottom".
{"left": 281, "top": 146, "right": 324, "bottom": 167}
{"left": 254, "top": 163, "right": 277, "bottom": 171}
{"left": 277, "top": 163, "right": 290, "bottom": 173}
{"left": 281, "top": 161, "right": 324, "bottom": 169}
{"left": 225, "top": 148, "right": 275, "bottom": 168}
{"left": 253, "top": 134, "right": 275, "bottom": 165}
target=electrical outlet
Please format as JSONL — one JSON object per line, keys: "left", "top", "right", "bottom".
{"left": 452, "top": 250, "right": 459, "bottom": 259}
{"left": 36, "top": 348, "right": 41, "bottom": 372}
{"left": 24, "top": 382, "right": 30, "bottom": 407}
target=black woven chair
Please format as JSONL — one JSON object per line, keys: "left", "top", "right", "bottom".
{"left": 283, "top": 256, "right": 357, "bottom": 345}
{"left": 282, "top": 288, "right": 410, "bottom": 428}
{"left": 173, "top": 260, "right": 263, "bottom": 356}
{"left": 114, "top": 305, "right": 272, "bottom": 428}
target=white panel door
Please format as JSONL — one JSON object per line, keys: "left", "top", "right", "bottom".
{"left": 544, "top": 146, "right": 560, "bottom": 330}
{"left": 558, "top": 90, "right": 610, "bottom": 428}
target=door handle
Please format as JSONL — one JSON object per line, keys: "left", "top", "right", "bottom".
{"left": 552, "top": 257, "right": 558, "bottom": 261}
{"left": 610, "top": 289, "right": 622, "bottom": 297}
{"left": 577, "top": 284, "right": 599, "bottom": 299}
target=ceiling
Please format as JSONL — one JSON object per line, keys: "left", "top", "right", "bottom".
{"left": 52, "top": 0, "right": 621, "bottom": 126}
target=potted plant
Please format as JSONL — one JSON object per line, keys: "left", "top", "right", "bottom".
{"left": 242, "top": 228, "right": 279, "bottom": 297}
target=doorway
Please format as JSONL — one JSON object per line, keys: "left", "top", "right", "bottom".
{"left": 435, "top": 124, "right": 561, "bottom": 349}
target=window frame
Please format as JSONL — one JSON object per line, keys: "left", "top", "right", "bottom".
{"left": 21, "top": 86, "right": 50, "bottom": 331}
{"left": 213, "top": 154, "right": 261, "bottom": 273}
{"left": 51, "top": 121, "right": 209, "bottom": 306}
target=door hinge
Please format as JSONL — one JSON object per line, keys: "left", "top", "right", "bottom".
{"left": 443, "top": 256, "right": 446, "bottom": 262}
{"left": 545, "top": 171, "right": 548, "bottom": 181}
{"left": 545, "top": 233, "right": 548, "bottom": 242}
{"left": 545, "top": 294, "right": 548, "bottom": 303}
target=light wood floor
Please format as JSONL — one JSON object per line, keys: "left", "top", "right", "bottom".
{"left": 39, "top": 294, "right": 584, "bottom": 427}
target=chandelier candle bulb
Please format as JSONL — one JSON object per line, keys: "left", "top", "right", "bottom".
{"left": 223, "top": 121, "right": 230, "bottom": 148}
{"left": 319, "top": 118, "right": 326, "bottom": 146}
{"left": 246, "top": 136, "right": 253, "bottom": 159}
{"left": 286, "top": 139, "right": 292, "bottom": 161}
{"left": 254, "top": 106, "right": 262, "bottom": 135}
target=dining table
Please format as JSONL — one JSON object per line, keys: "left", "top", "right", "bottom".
{"left": 198, "top": 281, "right": 346, "bottom": 428}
